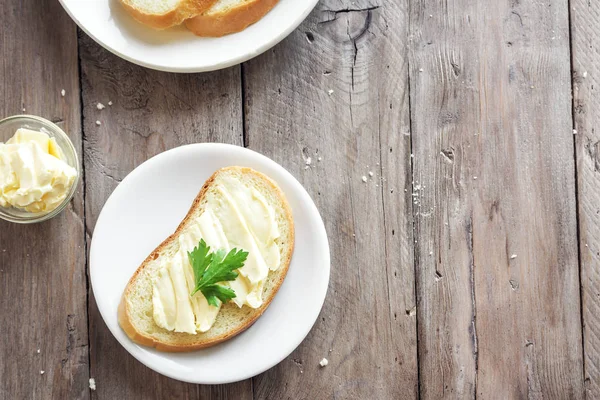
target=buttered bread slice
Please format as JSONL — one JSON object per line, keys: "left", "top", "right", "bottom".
{"left": 118, "top": 166, "right": 294, "bottom": 351}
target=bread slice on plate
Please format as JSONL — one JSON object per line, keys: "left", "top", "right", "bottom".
{"left": 185, "top": 0, "right": 279, "bottom": 37}
{"left": 118, "top": 166, "right": 294, "bottom": 352}
{"left": 120, "top": 0, "right": 218, "bottom": 30}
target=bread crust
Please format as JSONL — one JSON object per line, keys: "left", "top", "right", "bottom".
{"left": 185, "top": 0, "right": 279, "bottom": 37}
{"left": 118, "top": 166, "right": 294, "bottom": 352}
{"left": 120, "top": 0, "right": 218, "bottom": 30}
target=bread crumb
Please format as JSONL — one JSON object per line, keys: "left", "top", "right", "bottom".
{"left": 318, "top": 157, "right": 322, "bottom": 162}
{"left": 95, "top": 121, "right": 101, "bottom": 126}
{"left": 473, "top": 176, "right": 477, "bottom": 180}
{"left": 97, "top": 103, "right": 105, "bottom": 110}
{"left": 419, "top": 68, "right": 423, "bottom": 72}
{"left": 361, "top": 176, "right": 367, "bottom": 183}
{"left": 319, "top": 358, "right": 329, "bottom": 367}
{"left": 305, "top": 157, "right": 312, "bottom": 166}
{"left": 22, "top": 108, "right": 26, "bottom": 112}
{"left": 89, "top": 378, "right": 96, "bottom": 391}
{"left": 510, "top": 254, "right": 517, "bottom": 259}
{"left": 108, "top": 101, "right": 113, "bottom": 106}
{"left": 329, "top": 349, "right": 332, "bottom": 353}
{"left": 583, "top": 71, "right": 588, "bottom": 78}
{"left": 573, "top": 129, "right": 578, "bottom": 135}
{"left": 61, "top": 89, "right": 66, "bottom": 97}
{"left": 36, "top": 349, "right": 40, "bottom": 354}
{"left": 368, "top": 171, "right": 374, "bottom": 177}
{"left": 327, "top": 89, "right": 334, "bottom": 96}
{"left": 40, "top": 370, "right": 45, "bottom": 375}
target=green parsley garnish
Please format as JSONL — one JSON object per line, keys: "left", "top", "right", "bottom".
{"left": 188, "top": 239, "right": 249, "bottom": 307}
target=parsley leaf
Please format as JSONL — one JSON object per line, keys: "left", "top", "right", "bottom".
{"left": 188, "top": 240, "right": 213, "bottom": 287}
{"left": 200, "top": 285, "right": 237, "bottom": 307}
{"left": 188, "top": 239, "right": 249, "bottom": 307}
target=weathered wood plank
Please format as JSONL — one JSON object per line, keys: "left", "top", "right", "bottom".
{"left": 244, "top": 1, "right": 417, "bottom": 398}
{"left": 571, "top": 0, "right": 600, "bottom": 397}
{"left": 0, "top": 1, "right": 88, "bottom": 399}
{"left": 78, "top": 34, "right": 251, "bottom": 399}
{"left": 409, "top": 0, "right": 583, "bottom": 397}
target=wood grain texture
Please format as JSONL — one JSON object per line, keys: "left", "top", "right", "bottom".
{"left": 409, "top": 0, "right": 584, "bottom": 398}
{"left": 0, "top": 1, "right": 89, "bottom": 399}
{"left": 78, "top": 34, "right": 251, "bottom": 399}
{"left": 244, "top": 1, "right": 417, "bottom": 399}
{"left": 571, "top": 0, "right": 600, "bottom": 397}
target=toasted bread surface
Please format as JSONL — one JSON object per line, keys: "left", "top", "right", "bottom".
{"left": 118, "top": 166, "right": 294, "bottom": 352}
{"left": 185, "top": 0, "right": 279, "bottom": 37}
{"left": 120, "top": 0, "right": 218, "bottom": 29}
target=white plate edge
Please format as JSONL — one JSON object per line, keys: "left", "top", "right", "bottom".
{"left": 58, "top": 0, "right": 320, "bottom": 73}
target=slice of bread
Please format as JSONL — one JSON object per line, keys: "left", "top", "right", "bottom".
{"left": 118, "top": 166, "right": 294, "bottom": 352}
{"left": 120, "top": 0, "right": 218, "bottom": 30}
{"left": 184, "top": 0, "right": 279, "bottom": 37}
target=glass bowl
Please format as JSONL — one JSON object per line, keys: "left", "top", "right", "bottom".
{"left": 0, "top": 115, "right": 80, "bottom": 224}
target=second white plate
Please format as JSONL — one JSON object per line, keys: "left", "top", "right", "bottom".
{"left": 59, "top": 0, "right": 318, "bottom": 72}
{"left": 89, "top": 143, "right": 330, "bottom": 384}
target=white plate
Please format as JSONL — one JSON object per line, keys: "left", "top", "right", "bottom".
{"left": 59, "top": 0, "right": 318, "bottom": 72}
{"left": 90, "top": 144, "right": 330, "bottom": 384}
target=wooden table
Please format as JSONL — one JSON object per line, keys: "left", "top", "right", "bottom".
{"left": 1, "top": 0, "right": 599, "bottom": 398}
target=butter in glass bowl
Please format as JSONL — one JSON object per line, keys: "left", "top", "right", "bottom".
{"left": 0, "top": 115, "right": 80, "bottom": 224}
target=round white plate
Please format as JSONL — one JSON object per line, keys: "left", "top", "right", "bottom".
{"left": 59, "top": 0, "right": 318, "bottom": 72}
{"left": 90, "top": 144, "right": 330, "bottom": 384}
